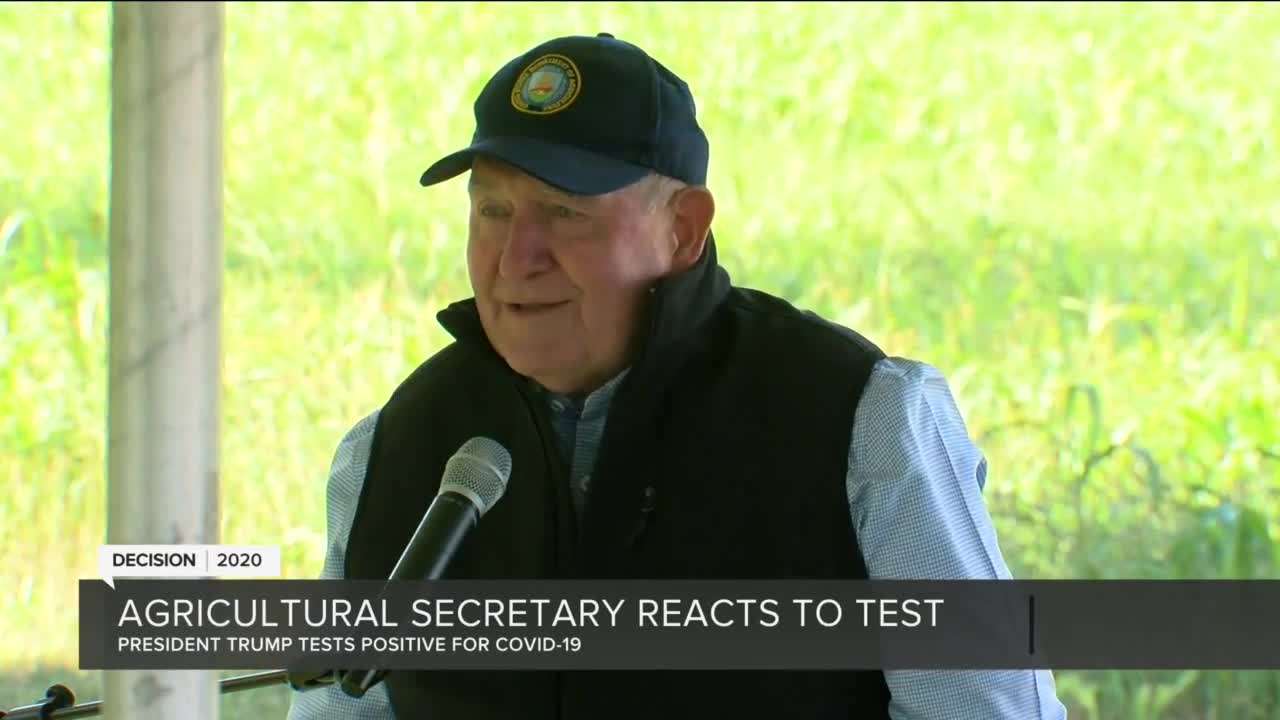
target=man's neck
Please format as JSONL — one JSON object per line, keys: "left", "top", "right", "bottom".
{"left": 534, "top": 365, "right": 633, "bottom": 404}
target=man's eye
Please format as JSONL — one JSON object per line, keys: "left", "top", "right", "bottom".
{"left": 549, "top": 205, "right": 581, "bottom": 219}
{"left": 478, "top": 204, "right": 509, "bottom": 218}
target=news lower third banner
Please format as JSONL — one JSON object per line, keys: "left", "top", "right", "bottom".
{"left": 80, "top": 580, "right": 1280, "bottom": 671}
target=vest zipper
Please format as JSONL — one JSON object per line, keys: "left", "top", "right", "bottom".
{"left": 627, "top": 484, "right": 658, "bottom": 548}
{"left": 514, "top": 381, "right": 579, "bottom": 575}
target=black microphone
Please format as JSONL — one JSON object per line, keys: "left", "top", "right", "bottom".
{"left": 334, "top": 436, "right": 513, "bottom": 698}
{"left": 382, "top": 436, "right": 513, "bottom": 583}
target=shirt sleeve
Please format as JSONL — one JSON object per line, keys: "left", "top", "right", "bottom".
{"left": 287, "top": 409, "right": 397, "bottom": 720}
{"left": 847, "top": 357, "right": 1068, "bottom": 720}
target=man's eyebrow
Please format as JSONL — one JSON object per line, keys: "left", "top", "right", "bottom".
{"left": 537, "top": 184, "right": 589, "bottom": 203}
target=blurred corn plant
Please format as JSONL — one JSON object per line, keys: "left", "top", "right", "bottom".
{"left": 2, "top": 2, "right": 1278, "bottom": 717}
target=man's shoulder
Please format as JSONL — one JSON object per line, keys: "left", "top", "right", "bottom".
{"left": 379, "top": 338, "right": 513, "bottom": 414}
{"left": 864, "top": 355, "right": 952, "bottom": 391}
{"left": 389, "top": 340, "right": 473, "bottom": 395}
{"left": 721, "top": 285, "right": 885, "bottom": 361}
{"left": 857, "top": 355, "right": 961, "bottom": 419}
{"left": 852, "top": 355, "right": 978, "bottom": 466}
{"left": 717, "top": 287, "right": 966, "bottom": 419}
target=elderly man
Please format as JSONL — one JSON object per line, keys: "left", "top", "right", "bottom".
{"left": 288, "top": 32, "right": 1067, "bottom": 720}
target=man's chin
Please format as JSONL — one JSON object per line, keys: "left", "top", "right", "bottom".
{"left": 497, "top": 348, "right": 577, "bottom": 386}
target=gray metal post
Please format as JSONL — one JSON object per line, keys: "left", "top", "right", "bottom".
{"left": 106, "top": 2, "right": 224, "bottom": 719}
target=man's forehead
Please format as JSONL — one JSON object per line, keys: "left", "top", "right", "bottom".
{"left": 467, "top": 158, "right": 588, "bottom": 201}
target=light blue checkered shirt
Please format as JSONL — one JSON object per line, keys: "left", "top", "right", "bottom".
{"left": 287, "top": 356, "right": 1067, "bottom": 719}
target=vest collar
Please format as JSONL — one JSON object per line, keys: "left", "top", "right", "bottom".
{"left": 436, "top": 230, "right": 732, "bottom": 373}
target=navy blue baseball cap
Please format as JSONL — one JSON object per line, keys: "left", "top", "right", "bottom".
{"left": 419, "top": 33, "right": 710, "bottom": 196}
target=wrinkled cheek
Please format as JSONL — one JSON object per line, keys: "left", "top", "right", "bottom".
{"left": 466, "top": 240, "right": 497, "bottom": 293}
{"left": 581, "top": 295, "right": 640, "bottom": 347}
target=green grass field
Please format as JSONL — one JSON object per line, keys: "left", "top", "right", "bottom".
{"left": 2, "top": 1, "right": 1278, "bottom": 717}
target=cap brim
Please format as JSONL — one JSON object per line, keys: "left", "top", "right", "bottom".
{"left": 418, "top": 136, "right": 652, "bottom": 196}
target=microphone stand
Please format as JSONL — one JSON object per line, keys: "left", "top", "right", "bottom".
{"left": 0, "top": 670, "right": 341, "bottom": 719}
{"left": 4, "top": 439, "right": 509, "bottom": 719}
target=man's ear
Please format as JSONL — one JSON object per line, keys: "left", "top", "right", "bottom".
{"left": 669, "top": 186, "right": 715, "bottom": 272}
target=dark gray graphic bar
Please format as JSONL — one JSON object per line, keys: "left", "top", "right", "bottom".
{"left": 79, "top": 579, "right": 1280, "bottom": 671}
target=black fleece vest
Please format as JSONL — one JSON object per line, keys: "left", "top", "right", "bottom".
{"left": 344, "top": 240, "right": 891, "bottom": 719}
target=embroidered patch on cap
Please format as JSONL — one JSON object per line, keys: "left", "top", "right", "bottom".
{"left": 511, "top": 54, "right": 581, "bottom": 115}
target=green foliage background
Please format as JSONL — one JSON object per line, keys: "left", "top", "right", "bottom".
{"left": 1, "top": 2, "right": 1277, "bottom": 717}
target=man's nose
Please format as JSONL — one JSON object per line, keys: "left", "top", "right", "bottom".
{"left": 498, "top": 210, "right": 555, "bottom": 279}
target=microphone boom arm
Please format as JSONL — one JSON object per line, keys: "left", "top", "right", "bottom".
{"left": 1, "top": 671, "right": 296, "bottom": 719}
{"left": 3, "top": 436, "right": 512, "bottom": 719}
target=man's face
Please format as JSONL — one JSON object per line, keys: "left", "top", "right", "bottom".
{"left": 465, "top": 158, "right": 677, "bottom": 395}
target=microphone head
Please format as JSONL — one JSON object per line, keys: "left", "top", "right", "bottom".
{"left": 440, "top": 437, "right": 512, "bottom": 516}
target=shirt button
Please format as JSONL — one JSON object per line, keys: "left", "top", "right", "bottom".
{"left": 640, "top": 485, "right": 657, "bottom": 511}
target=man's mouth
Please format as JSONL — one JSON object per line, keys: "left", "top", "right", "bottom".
{"left": 506, "top": 300, "right": 570, "bottom": 315}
